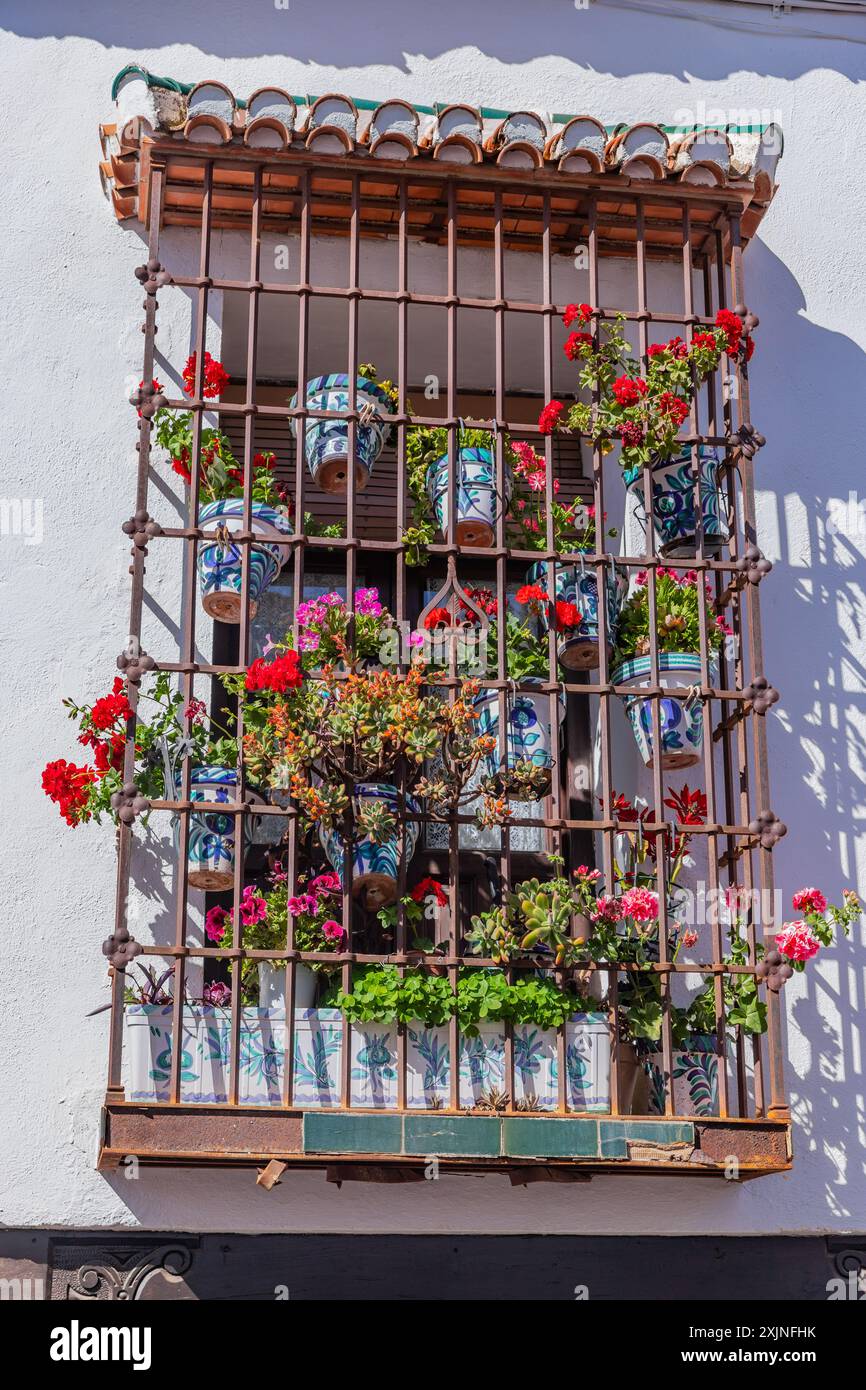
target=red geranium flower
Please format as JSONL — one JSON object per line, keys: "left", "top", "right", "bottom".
{"left": 562, "top": 303, "right": 593, "bottom": 328}
{"left": 715, "top": 309, "right": 743, "bottom": 357}
{"left": 245, "top": 650, "right": 303, "bottom": 693}
{"left": 538, "top": 400, "right": 564, "bottom": 435}
{"left": 658, "top": 392, "right": 690, "bottom": 427}
{"left": 182, "top": 351, "right": 230, "bottom": 399}
{"left": 612, "top": 376, "right": 648, "bottom": 407}
{"left": 515, "top": 583, "right": 548, "bottom": 606}
{"left": 410, "top": 877, "right": 448, "bottom": 907}
{"left": 89, "top": 677, "right": 132, "bottom": 731}
{"left": 617, "top": 421, "right": 644, "bottom": 449}
{"left": 423, "top": 607, "right": 452, "bottom": 630}
{"left": 41, "top": 759, "right": 97, "bottom": 826}
{"left": 564, "top": 331, "right": 593, "bottom": 361}
{"left": 554, "top": 599, "right": 583, "bottom": 631}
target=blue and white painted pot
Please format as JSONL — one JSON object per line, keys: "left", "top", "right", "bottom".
{"left": 126, "top": 1007, "right": 613, "bottom": 1111}
{"left": 474, "top": 682, "right": 566, "bottom": 798}
{"left": 292, "top": 374, "right": 392, "bottom": 494}
{"left": 319, "top": 782, "right": 420, "bottom": 908}
{"left": 426, "top": 446, "right": 512, "bottom": 548}
{"left": 643, "top": 1033, "right": 719, "bottom": 1117}
{"left": 174, "top": 766, "right": 241, "bottom": 891}
{"left": 611, "top": 652, "right": 716, "bottom": 770}
{"left": 625, "top": 447, "right": 729, "bottom": 557}
{"left": 197, "top": 499, "right": 292, "bottom": 623}
{"left": 527, "top": 559, "right": 628, "bottom": 670}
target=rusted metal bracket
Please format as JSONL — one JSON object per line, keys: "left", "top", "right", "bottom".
{"left": 255, "top": 1159, "right": 287, "bottom": 1191}
{"left": 102, "top": 924, "right": 143, "bottom": 970}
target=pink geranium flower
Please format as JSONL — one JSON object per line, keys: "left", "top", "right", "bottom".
{"left": 322, "top": 919, "right": 345, "bottom": 942}
{"left": 239, "top": 886, "right": 267, "bottom": 926}
{"left": 592, "top": 895, "right": 622, "bottom": 924}
{"left": 619, "top": 886, "right": 660, "bottom": 923}
{"left": 792, "top": 887, "right": 827, "bottom": 916}
{"left": 776, "top": 920, "right": 821, "bottom": 962}
{"left": 204, "top": 905, "right": 230, "bottom": 943}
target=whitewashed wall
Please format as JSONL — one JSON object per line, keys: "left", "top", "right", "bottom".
{"left": 1, "top": 0, "right": 865, "bottom": 1236}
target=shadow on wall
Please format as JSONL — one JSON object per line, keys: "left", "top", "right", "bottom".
{"left": 744, "top": 234, "right": 866, "bottom": 1223}
{"left": 6, "top": 0, "right": 866, "bottom": 84}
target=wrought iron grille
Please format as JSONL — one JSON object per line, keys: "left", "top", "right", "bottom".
{"left": 105, "top": 145, "right": 787, "bottom": 1143}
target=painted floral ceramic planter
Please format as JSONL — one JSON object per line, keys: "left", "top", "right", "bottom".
{"left": 197, "top": 499, "right": 292, "bottom": 623}
{"left": 474, "top": 683, "right": 566, "bottom": 797}
{"left": 527, "top": 559, "right": 628, "bottom": 670}
{"left": 318, "top": 782, "right": 420, "bottom": 908}
{"left": 426, "top": 446, "right": 512, "bottom": 548}
{"left": 625, "top": 447, "right": 729, "bottom": 557}
{"left": 258, "top": 961, "right": 318, "bottom": 1011}
{"left": 642, "top": 1033, "right": 719, "bottom": 1117}
{"left": 611, "top": 652, "right": 716, "bottom": 770}
{"left": 126, "top": 1007, "right": 611, "bottom": 1111}
{"left": 174, "top": 766, "right": 241, "bottom": 891}
{"left": 292, "top": 374, "right": 392, "bottom": 494}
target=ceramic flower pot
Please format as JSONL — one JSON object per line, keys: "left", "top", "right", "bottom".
{"left": 527, "top": 559, "right": 628, "bottom": 670}
{"left": 292, "top": 374, "right": 392, "bottom": 494}
{"left": 625, "top": 447, "right": 729, "bottom": 557}
{"left": 174, "top": 766, "right": 242, "bottom": 892}
{"left": 642, "top": 1033, "right": 719, "bottom": 1117}
{"left": 318, "top": 782, "right": 420, "bottom": 909}
{"left": 197, "top": 499, "right": 292, "bottom": 623}
{"left": 474, "top": 682, "right": 566, "bottom": 798}
{"left": 611, "top": 652, "right": 716, "bottom": 770}
{"left": 258, "top": 961, "right": 318, "bottom": 1011}
{"left": 426, "top": 446, "right": 512, "bottom": 548}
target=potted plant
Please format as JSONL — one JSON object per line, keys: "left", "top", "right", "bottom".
{"left": 204, "top": 864, "right": 346, "bottom": 1011}
{"left": 611, "top": 568, "right": 730, "bottom": 769}
{"left": 536, "top": 304, "right": 755, "bottom": 553}
{"left": 421, "top": 586, "right": 564, "bottom": 801}
{"left": 508, "top": 440, "right": 625, "bottom": 670}
{"left": 403, "top": 423, "right": 511, "bottom": 560}
{"left": 152, "top": 352, "right": 293, "bottom": 623}
{"left": 42, "top": 673, "right": 242, "bottom": 891}
{"left": 231, "top": 659, "right": 496, "bottom": 908}
{"left": 641, "top": 886, "right": 861, "bottom": 1116}
{"left": 291, "top": 362, "right": 397, "bottom": 494}
{"left": 294, "top": 585, "right": 396, "bottom": 667}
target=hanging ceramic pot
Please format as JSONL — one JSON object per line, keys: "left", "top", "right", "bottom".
{"left": 197, "top": 499, "right": 292, "bottom": 623}
{"left": 174, "top": 766, "right": 241, "bottom": 891}
{"left": 527, "top": 558, "right": 628, "bottom": 670}
{"left": 292, "top": 374, "right": 392, "bottom": 493}
{"left": 426, "top": 446, "right": 512, "bottom": 548}
{"left": 474, "top": 681, "right": 566, "bottom": 798}
{"left": 611, "top": 652, "right": 716, "bottom": 770}
{"left": 318, "top": 783, "right": 420, "bottom": 908}
{"left": 625, "top": 447, "right": 729, "bottom": 557}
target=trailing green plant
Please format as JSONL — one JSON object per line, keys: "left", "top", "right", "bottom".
{"left": 403, "top": 424, "right": 493, "bottom": 566}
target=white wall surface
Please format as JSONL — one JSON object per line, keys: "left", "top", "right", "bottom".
{"left": 1, "top": 0, "right": 865, "bottom": 1235}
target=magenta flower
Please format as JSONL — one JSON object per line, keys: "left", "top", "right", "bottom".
{"left": 322, "top": 919, "right": 345, "bottom": 942}
{"left": 792, "top": 887, "right": 827, "bottom": 916}
{"left": 287, "top": 893, "right": 318, "bottom": 916}
{"left": 298, "top": 629, "right": 320, "bottom": 652}
{"left": 354, "top": 587, "right": 383, "bottom": 617}
{"left": 776, "top": 920, "right": 821, "bottom": 962}
{"left": 204, "top": 905, "right": 230, "bottom": 943}
{"left": 619, "top": 886, "right": 660, "bottom": 923}
{"left": 310, "top": 872, "right": 341, "bottom": 897}
{"left": 408, "top": 631, "right": 425, "bottom": 648}
{"left": 203, "top": 981, "right": 231, "bottom": 1006}
{"left": 239, "top": 886, "right": 267, "bottom": 926}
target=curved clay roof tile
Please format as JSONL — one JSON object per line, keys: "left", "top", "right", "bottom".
{"left": 545, "top": 115, "right": 606, "bottom": 162}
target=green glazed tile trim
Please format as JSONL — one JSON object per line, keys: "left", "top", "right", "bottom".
{"left": 403, "top": 1115, "right": 501, "bottom": 1157}
{"left": 599, "top": 1119, "right": 695, "bottom": 1158}
{"left": 503, "top": 1117, "right": 599, "bottom": 1159}
{"left": 303, "top": 1111, "right": 402, "bottom": 1155}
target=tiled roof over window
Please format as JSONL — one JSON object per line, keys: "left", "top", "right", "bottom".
{"left": 100, "top": 65, "right": 783, "bottom": 231}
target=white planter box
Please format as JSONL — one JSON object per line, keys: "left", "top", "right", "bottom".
{"left": 124, "top": 1008, "right": 611, "bottom": 1111}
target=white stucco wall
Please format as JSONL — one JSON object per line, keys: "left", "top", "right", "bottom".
{"left": 2, "top": 0, "right": 865, "bottom": 1235}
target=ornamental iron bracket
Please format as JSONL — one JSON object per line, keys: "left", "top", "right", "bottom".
{"left": 116, "top": 642, "right": 156, "bottom": 685}
{"left": 129, "top": 380, "right": 168, "bottom": 419}
{"left": 748, "top": 808, "right": 787, "bottom": 850}
{"left": 101, "top": 923, "right": 143, "bottom": 971}
{"left": 134, "top": 258, "right": 173, "bottom": 295}
{"left": 110, "top": 781, "right": 151, "bottom": 826}
{"left": 755, "top": 949, "right": 793, "bottom": 994}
